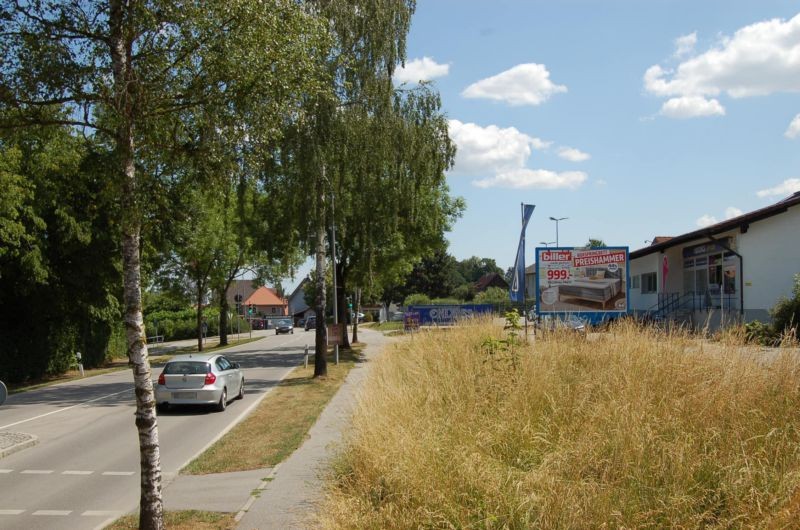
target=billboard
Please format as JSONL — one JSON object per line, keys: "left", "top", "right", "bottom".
{"left": 407, "top": 304, "right": 493, "bottom": 325}
{"left": 535, "top": 247, "right": 629, "bottom": 319}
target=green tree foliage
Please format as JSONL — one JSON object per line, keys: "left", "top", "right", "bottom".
{"left": 771, "top": 274, "right": 800, "bottom": 338}
{"left": 474, "top": 287, "right": 510, "bottom": 305}
{"left": 0, "top": 124, "right": 120, "bottom": 383}
{"left": 585, "top": 238, "right": 607, "bottom": 248}
{"left": 456, "top": 256, "right": 505, "bottom": 284}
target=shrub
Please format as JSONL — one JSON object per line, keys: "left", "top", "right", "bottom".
{"left": 403, "top": 293, "right": 431, "bottom": 306}
{"left": 770, "top": 273, "right": 800, "bottom": 339}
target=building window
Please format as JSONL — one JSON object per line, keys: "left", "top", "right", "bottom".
{"left": 632, "top": 275, "right": 640, "bottom": 289}
{"left": 642, "top": 272, "right": 657, "bottom": 294}
{"left": 271, "top": 307, "right": 276, "bottom": 314}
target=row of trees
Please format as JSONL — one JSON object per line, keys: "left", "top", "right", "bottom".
{"left": 1, "top": 1, "right": 459, "bottom": 527}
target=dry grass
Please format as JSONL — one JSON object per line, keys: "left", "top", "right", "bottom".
{"left": 183, "top": 347, "right": 362, "bottom": 474}
{"left": 105, "top": 510, "right": 235, "bottom": 529}
{"left": 319, "top": 318, "right": 800, "bottom": 529}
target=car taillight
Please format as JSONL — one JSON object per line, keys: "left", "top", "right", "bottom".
{"left": 157, "top": 373, "right": 165, "bottom": 385}
{"left": 204, "top": 372, "right": 216, "bottom": 385}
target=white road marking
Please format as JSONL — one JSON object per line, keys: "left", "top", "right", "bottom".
{"left": 62, "top": 470, "right": 93, "bottom": 475}
{"left": 33, "top": 510, "right": 72, "bottom": 516}
{"left": 101, "top": 471, "right": 134, "bottom": 476}
{"left": 0, "top": 387, "right": 134, "bottom": 430}
{"left": 0, "top": 509, "right": 25, "bottom": 515}
{"left": 21, "top": 469, "right": 53, "bottom": 474}
{"left": 82, "top": 510, "right": 121, "bottom": 517}
{"left": 0, "top": 469, "right": 12, "bottom": 473}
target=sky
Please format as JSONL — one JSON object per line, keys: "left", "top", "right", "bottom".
{"left": 286, "top": 0, "right": 800, "bottom": 294}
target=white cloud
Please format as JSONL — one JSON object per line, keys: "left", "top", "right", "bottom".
{"left": 394, "top": 57, "right": 450, "bottom": 84}
{"left": 557, "top": 146, "right": 591, "bottom": 162}
{"left": 725, "top": 206, "right": 743, "bottom": 219}
{"left": 785, "top": 114, "right": 800, "bottom": 139}
{"left": 660, "top": 96, "right": 726, "bottom": 118}
{"left": 473, "top": 169, "right": 587, "bottom": 190}
{"left": 645, "top": 13, "right": 800, "bottom": 118}
{"left": 594, "top": 179, "right": 608, "bottom": 187}
{"left": 756, "top": 178, "right": 800, "bottom": 198}
{"left": 447, "top": 119, "right": 586, "bottom": 190}
{"left": 448, "top": 120, "right": 550, "bottom": 175}
{"left": 674, "top": 32, "right": 697, "bottom": 57}
{"left": 696, "top": 214, "right": 718, "bottom": 227}
{"left": 462, "top": 63, "right": 567, "bottom": 106}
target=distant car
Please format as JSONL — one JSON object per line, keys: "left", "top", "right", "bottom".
{"left": 155, "top": 354, "right": 244, "bottom": 412}
{"left": 275, "top": 318, "right": 294, "bottom": 335}
{"left": 351, "top": 311, "right": 365, "bottom": 323}
{"left": 389, "top": 312, "right": 404, "bottom": 322}
{"left": 297, "top": 318, "right": 306, "bottom": 328}
{"left": 305, "top": 316, "right": 317, "bottom": 331}
{"left": 532, "top": 314, "right": 587, "bottom": 334}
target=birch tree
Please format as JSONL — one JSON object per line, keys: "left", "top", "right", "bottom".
{"left": 1, "top": 2, "right": 325, "bottom": 527}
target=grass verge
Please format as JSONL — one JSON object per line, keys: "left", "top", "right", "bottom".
{"left": 319, "top": 318, "right": 800, "bottom": 528}
{"left": 363, "top": 321, "right": 403, "bottom": 332}
{"left": 182, "top": 345, "right": 363, "bottom": 475}
{"left": 105, "top": 510, "right": 235, "bottom": 529}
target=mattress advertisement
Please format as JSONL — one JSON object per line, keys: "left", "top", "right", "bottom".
{"left": 535, "top": 247, "right": 629, "bottom": 315}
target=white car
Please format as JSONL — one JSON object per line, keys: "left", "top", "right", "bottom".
{"left": 155, "top": 354, "right": 244, "bottom": 412}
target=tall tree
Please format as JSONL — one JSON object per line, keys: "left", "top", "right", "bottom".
{"left": 1, "top": 2, "right": 325, "bottom": 527}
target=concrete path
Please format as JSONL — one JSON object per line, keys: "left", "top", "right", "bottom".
{"left": 235, "top": 328, "right": 391, "bottom": 529}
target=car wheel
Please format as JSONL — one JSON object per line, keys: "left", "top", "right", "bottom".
{"left": 291, "top": 330, "right": 294, "bottom": 334}
{"left": 237, "top": 378, "right": 245, "bottom": 399}
{"left": 216, "top": 388, "right": 227, "bottom": 412}
{"left": 156, "top": 402, "right": 169, "bottom": 413}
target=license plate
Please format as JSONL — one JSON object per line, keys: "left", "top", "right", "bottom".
{"left": 172, "top": 392, "right": 196, "bottom": 399}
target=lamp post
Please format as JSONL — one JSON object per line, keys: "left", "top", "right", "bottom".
{"left": 539, "top": 241, "right": 556, "bottom": 248}
{"left": 549, "top": 217, "right": 567, "bottom": 247}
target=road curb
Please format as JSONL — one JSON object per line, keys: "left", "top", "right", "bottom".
{"left": 234, "top": 463, "right": 281, "bottom": 522}
{"left": 0, "top": 431, "right": 39, "bottom": 459}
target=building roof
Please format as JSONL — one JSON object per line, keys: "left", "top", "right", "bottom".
{"left": 650, "top": 236, "right": 674, "bottom": 245}
{"left": 474, "top": 272, "right": 509, "bottom": 292}
{"left": 631, "top": 191, "right": 800, "bottom": 259}
{"left": 244, "top": 286, "right": 287, "bottom": 306}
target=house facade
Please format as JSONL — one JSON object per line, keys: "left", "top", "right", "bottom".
{"left": 287, "top": 278, "right": 313, "bottom": 321}
{"left": 629, "top": 192, "right": 800, "bottom": 327}
{"left": 225, "top": 279, "right": 259, "bottom": 316}
{"left": 243, "top": 286, "right": 288, "bottom": 317}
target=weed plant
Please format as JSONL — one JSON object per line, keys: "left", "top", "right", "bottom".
{"left": 320, "top": 318, "right": 800, "bottom": 528}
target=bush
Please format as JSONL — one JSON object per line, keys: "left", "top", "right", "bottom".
{"left": 473, "top": 286, "right": 508, "bottom": 304}
{"left": 744, "top": 320, "right": 778, "bottom": 346}
{"left": 770, "top": 273, "right": 800, "bottom": 339}
{"left": 403, "top": 293, "right": 431, "bottom": 306}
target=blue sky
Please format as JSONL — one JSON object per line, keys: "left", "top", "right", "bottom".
{"left": 286, "top": 1, "right": 800, "bottom": 294}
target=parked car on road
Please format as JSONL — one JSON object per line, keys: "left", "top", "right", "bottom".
{"left": 155, "top": 354, "right": 244, "bottom": 412}
{"left": 305, "top": 316, "right": 317, "bottom": 331}
{"left": 275, "top": 318, "right": 294, "bottom": 335}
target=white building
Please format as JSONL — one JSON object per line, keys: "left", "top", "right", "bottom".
{"left": 629, "top": 192, "right": 800, "bottom": 327}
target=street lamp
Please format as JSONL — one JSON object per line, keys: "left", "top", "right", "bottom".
{"left": 549, "top": 217, "right": 567, "bottom": 247}
{"left": 539, "top": 241, "right": 556, "bottom": 248}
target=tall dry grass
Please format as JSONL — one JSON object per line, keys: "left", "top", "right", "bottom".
{"left": 319, "top": 319, "right": 800, "bottom": 529}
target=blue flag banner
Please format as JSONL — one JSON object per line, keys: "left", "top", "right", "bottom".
{"left": 510, "top": 204, "right": 536, "bottom": 303}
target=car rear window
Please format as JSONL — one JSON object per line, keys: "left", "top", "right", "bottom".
{"left": 163, "top": 361, "right": 209, "bottom": 375}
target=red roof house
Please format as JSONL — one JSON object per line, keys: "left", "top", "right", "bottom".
{"left": 244, "top": 287, "right": 288, "bottom": 316}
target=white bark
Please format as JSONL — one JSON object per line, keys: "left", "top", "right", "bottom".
{"left": 110, "top": 1, "right": 164, "bottom": 528}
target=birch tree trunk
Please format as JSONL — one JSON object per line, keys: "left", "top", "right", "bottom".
{"left": 352, "top": 287, "right": 360, "bottom": 344}
{"left": 110, "top": 1, "right": 164, "bottom": 528}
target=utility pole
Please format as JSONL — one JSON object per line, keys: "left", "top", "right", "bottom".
{"left": 331, "top": 191, "right": 339, "bottom": 365}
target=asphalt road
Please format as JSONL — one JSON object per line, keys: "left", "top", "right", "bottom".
{"left": 0, "top": 330, "right": 316, "bottom": 530}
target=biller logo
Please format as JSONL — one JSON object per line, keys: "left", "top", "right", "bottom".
{"left": 541, "top": 250, "right": 572, "bottom": 262}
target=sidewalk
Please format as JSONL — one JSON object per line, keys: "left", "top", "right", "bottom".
{"left": 159, "top": 328, "right": 391, "bottom": 528}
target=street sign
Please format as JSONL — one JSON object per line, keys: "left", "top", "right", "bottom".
{"left": 327, "top": 323, "right": 343, "bottom": 346}
{"left": 0, "top": 381, "right": 7, "bottom": 407}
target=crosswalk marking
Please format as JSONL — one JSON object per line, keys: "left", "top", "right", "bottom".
{"left": 0, "top": 510, "right": 25, "bottom": 515}
{"left": 0, "top": 469, "right": 12, "bottom": 474}
{"left": 101, "top": 471, "right": 135, "bottom": 476}
{"left": 82, "top": 510, "right": 121, "bottom": 517}
{"left": 62, "top": 470, "right": 93, "bottom": 475}
{"left": 21, "top": 469, "right": 53, "bottom": 474}
{"left": 33, "top": 510, "right": 72, "bottom": 516}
